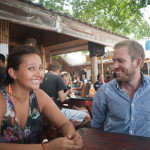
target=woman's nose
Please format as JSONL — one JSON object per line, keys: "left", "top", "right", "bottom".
{"left": 36, "top": 69, "right": 44, "bottom": 76}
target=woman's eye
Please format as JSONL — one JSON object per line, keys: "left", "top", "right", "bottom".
{"left": 39, "top": 67, "right": 43, "bottom": 70}
{"left": 28, "top": 67, "right": 34, "bottom": 70}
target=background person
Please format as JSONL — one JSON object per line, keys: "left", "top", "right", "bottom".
{"left": 91, "top": 40, "right": 150, "bottom": 137}
{"left": 112, "top": 72, "right": 117, "bottom": 79}
{"left": 0, "top": 53, "right": 6, "bottom": 85}
{"left": 94, "top": 73, "right": 104, "bottom": 91}
{"left": 40, "top": 62, "right": 90, "bottom": 128}
{"left": 60, "top": 71, "right": 74, "bottom": 95}
{"left": 72, "top": 75, "right": 83, "bottom": 95}
{"left": 0, "top": 46, "right": 83, "bottom": 149}
{"left": 81, "top": 74, "right": 88, "bottom": 84}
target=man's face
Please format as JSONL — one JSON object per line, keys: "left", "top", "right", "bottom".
{"left": 112, "top": 46, "right": 136, "bottom": 82}
{"left": 82, "top": 75, "right": 85, "bottom": 79}
{"left": 98, "top": 75, "right": 102, "bottom": 82}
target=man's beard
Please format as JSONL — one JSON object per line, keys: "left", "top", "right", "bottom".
{"left": 117, "top": 67, "right": 135, "bottom": 83}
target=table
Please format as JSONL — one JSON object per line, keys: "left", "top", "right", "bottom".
{"left": 61, "top": 95, "right": 93, "bottom": 117}
{"left": 77, "top": 128, "right": 150, "bottom": 150}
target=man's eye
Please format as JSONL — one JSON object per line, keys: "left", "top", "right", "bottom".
{"left": 118, "top": 60, "right": 124, "bottom": 63}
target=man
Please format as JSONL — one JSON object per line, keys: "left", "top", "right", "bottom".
{"left": 81, "top": 74, "right": 88, "bottom": 83}
{"left": 91, "top": 40, "right": 150, "bottom": 137}
{"left": 94, "top": 73, "right": 104, "bottom": 91}
{"left": 40, "top": 62, "right": 90, "bottom": 128}
{"left": 0, "top": 54, "right": 6, "bottom": 85}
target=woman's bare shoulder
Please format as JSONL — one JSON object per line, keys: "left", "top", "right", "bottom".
{"left": 34, "top": 89, "right": 52, "bottom": 103}
{"left": 0, "top": 89, "right": 5, "bottom": 101}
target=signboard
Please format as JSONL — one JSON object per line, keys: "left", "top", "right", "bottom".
{"left": 0, "top": 43, "right": 8, "bottom": 58}
{"left": 145, "top": 40, "right": 150, "bottom": 50}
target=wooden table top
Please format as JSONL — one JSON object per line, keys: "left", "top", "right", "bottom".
{"left": 69, "top": 95, "right": 93, "bottom": 101}
{"left": 77, "top": 128, "right": 150, "bottom": 150}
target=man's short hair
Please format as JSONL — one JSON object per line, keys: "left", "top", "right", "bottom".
{"left": 49, "top": 62, "right": 61, "bottom": 71}
{"left": 97, "top": 73, "right": 102, "bottom": 79}
{"left": 0, "top": 54, "right": 5, "bottom": 63}
{"left": 114, "top": 40, "right": 145, "bottom": 69}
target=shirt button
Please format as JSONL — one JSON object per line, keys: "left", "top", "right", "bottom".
{"left": 132, "top": 104, "right": 134, "bottom": 107}
{"left": 132, "top": 118, "right": 134, "bottom": 121}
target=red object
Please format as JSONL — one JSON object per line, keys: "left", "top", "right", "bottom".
{"left": 41, "top": 142, "right": 46, "bottom": 150}
{"left": 77, "top": 128, "right": 150, "bottom": 150}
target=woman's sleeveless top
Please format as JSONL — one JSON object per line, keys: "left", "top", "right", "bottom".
{"left": 0, "top": 87, "right": 43, "bottom": 143}
{"left": 73, "top": 82, "right": 80, "bottom": 88}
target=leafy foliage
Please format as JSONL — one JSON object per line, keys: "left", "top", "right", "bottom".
{"left": 31, "top": 0, "right": 150, "bottom": 39}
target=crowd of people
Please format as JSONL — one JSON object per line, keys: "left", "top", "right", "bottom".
{"left": 0, "top": 39, "right": 150, "bottom": 149}
{"left": 0, "top": 54, "right": 6, "bottom": 85}
{"left": 40, "top": 62, "right": 90, "bottom": 129}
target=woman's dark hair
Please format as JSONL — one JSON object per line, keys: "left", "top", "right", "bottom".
{"left": 2, "top": 45, "right": 40, "bottom": 86}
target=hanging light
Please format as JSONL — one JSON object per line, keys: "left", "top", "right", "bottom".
{"left": 24, "top": 38, "right": 37, "bottom": 47}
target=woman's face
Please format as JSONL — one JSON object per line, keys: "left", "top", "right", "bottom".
{"left": 63, "top": 76, "right": 69, "bottom": 86}
{"left": 12, "top": 54, "right": 44, "bottom": 90}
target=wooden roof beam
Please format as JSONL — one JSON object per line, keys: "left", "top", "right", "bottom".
{"left": 46, "top": 44, "right": 88, "bottom": 56}
{"left": 44, "top": 39, "right": 87, "bottom": 51}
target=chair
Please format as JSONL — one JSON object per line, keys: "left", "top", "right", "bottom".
{"left": 42, "top": 116, "right": 61, "bottom": 140}
{"left": 81, "top": 83, "right": 91, "bottom": 97}
{"left": 84, "top": 83, "right": 91, "bottom": 97}
{"left": 80, "top": 83, "right": 86, "bottom": 96}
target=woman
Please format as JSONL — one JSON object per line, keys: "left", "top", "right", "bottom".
{"left": 72, "top": 75, "right": 83, "bottom": 95}
{"left": 60, "top": 71, "right": 73, "bottom": 95}
{"left": 0, "top": 46, "right": 83, "bottom": 150}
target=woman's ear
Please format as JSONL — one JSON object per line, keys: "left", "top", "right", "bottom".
{"left": 8, "top": 68, "right": 17, "bottom": 79}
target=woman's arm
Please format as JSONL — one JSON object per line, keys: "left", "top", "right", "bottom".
{"left": 36, "top": 89, "right": 83, "bottom": 148}
{"left": 0, "top": 89, "right": 83, "bottom": 150}
{"left": 0, "top": 137, "right": 82, "bottom": 150}
{"left": 35, "top": 89, "right": 72, "bottom": 129}
{"left": 0, "top": 143, "right": 44, "bottom": 150}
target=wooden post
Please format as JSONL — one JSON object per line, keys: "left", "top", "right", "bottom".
{"left": 90, "top": 56, "right": 98, "bottom": 84}
{"left": 40, "top": 45, "right": 46, "bottom": 73}
{"left": 0, "top": 19, "right": 9, "bottom": 44}
{"left": 101, "top": 56, "right": 104, "bottom": 83}
{"left": 49, "top": 52, "right": 52, "bottom": 63}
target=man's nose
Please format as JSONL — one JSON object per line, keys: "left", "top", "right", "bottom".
{"left": 113, "top": 61, "right": 119, "bottom": 69}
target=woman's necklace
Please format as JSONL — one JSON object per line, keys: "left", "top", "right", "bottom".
{"left": 9, "top": 84, "right": 13, "bottom": 102}
{"left": 9, "top": 84, "right": 30, "bottom": 102}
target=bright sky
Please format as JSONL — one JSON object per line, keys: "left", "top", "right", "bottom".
{"left": 62, "top": 52, "right": 87, "bottom": 66}
{"left": 142, "top": 5, "right": 150, "bottom": 24}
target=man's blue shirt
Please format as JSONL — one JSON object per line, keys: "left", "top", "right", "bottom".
{"left": 94, "top": 81, "right": 103, "bottom": 91}
{"left": 91, "top": 74, "right": 150, "bottom": 137}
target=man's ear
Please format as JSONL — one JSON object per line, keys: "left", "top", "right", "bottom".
{"left": 8, "top": 68, "right": 17, "bottom": 79}
{"left": 135, "top": 57, "right": 142, "bottom": 68}
{"left": 56, "top": 69, "right": 60, "bottom": 75}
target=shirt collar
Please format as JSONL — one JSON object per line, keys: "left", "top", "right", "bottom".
{"left": 114, "top": 72, "right": 147, "bottom": 90}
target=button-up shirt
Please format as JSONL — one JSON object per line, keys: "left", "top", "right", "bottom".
{"left": 91, "top": 74, "right": 150, "bottom": 137}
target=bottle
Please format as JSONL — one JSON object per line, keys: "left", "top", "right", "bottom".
{"left": 89, "top": 84, "right": 95, "bottom": 95}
